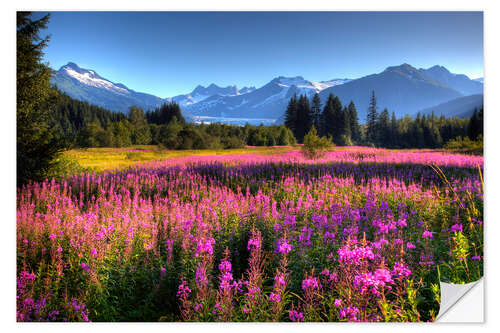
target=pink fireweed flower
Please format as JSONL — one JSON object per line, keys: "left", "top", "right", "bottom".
{"left": 397, "top": 218, "right": 407, "bottom": 227}
{"left": 247, "top": 237, "right": 261, "bottom": 251}
{"left": 449, "top": 224, "right": 463, "bottom": 233}
{"left": 374, "top": 268, "right": 394, "bottom": 284}
{"left": 195, "top": 237, "right": 215, "bottom": 257}
{"left": 323, "top": 231, "right": 336, "bottom": 243}
{"left": 219, "top": 272, "right": 234, "bottom": 290}
{"left": 218, "top": 260, "right": 232, "bottom": 273}
{"left": 277, "top": 238, "right": 292, "bottom": 255}
{"left": 422, "top": 230, "right": 434, "bottom": 239}
{"left": 289, "top": 310, "right": 304, "bottom": 322}
{"left": 269, "top": 292, "right": 281, "bottom": 303}
{"left": 49, "top": 233, "right": 57, "bottom": 240}
{"left": 338, "top": 243, "right": 374, "bottom": 264}
{"left": 302, "top": 277, "right": 321, "bottom": 292}
{"left": 90, "top": 248, "right": 98, "bottom": 257}
{"left": 299, "top": 226, "right": 312, "bottom": 246}
{"left": 339, "top": 306, "right": 360, "bottom": 321}
{"left": 406, "top": 242, "right": 416, "bottom": 250}
{"left": 274, "top": 273, "right": 286, "bottom": 289}
{"left": 160, "top": 267, "right": 167, "bottom": 277}
{"left": 472, "top": 256, "right": 481, "bottom": 261}
{"left": 176, "top": 280, "right": 191, "bottom": 298}
{"left": 392, "top": 261, "right": 412, "bottom": 278}
{"left": 80, "top": 263, "right": 89, "bottom": 272}
{"left": 334, "top": 299, "right": 342, "bottom": 307}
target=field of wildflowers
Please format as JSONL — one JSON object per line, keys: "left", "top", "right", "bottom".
{"left": 16, "top": 147, "right": 483, "bottom": 322}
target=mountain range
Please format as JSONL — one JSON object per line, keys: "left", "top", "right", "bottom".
{"left": 50, "top": 62, "right": 483, "bottom": 124}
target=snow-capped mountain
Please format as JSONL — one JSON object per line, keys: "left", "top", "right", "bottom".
{"left": 167, "top": 84, "right": 256, "bottom": 107}
{"left": 474, "top": 78, "right": 484, "bottom": 84}
{"left": 177, "top": 76, "right": 350, "bottom": 120}
{"left": 51, "top": 62, "right": 482, "bottom": 125}
{"left": 51, "top": 62, "right": 166, "bottom": 113}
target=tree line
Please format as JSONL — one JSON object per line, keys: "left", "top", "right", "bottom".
{"left": 284, "top": 91, "right": 483, "bottom": 149}
{"left": 49, "top": 90, "right": 296, "bottom": 150}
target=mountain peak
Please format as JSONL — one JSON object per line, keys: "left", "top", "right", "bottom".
{"left": 384, "top": 63, "right": 419, "bottom": 74}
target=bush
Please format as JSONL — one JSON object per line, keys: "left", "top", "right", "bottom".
{"left": 301, "top": 125, "right": 334, "bottom": 160}
{"left": 444, "top": 135, "right": 483, "bottom": 151}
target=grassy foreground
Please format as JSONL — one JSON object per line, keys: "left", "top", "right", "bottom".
{"left": 63, "top": 145, "right": 298, "bottom": 172}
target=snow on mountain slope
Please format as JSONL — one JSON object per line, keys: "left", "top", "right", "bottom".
{"left": 180, "top": 76, "right": 350, "bottom": 119}
{"left": 51, "top": 62, "right": 166, "bottom": 114}
{"left": 61, "top": 63, "right": 130, "bottom": 95}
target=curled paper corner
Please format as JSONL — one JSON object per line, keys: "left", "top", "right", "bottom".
{"left": 436, "top": 278, "right": 484, "bottom": 322}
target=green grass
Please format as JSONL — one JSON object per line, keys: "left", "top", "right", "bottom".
{"left": 63, "top": 145, "right": 298, "bottom": 172}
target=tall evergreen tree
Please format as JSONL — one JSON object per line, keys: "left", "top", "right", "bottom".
{"left": 17, "top": 12, "right": 66, "bottom": 185}
{"left": 378, "top": 108, "right": 390, "bottom": 147}
{"left": 390, "top": 111, "right": 398, "bottom": 148}
{"left": 310, "top": 93, "right": 322, "bottom": 132}
{"left": 366, "top": 90, "right": 378, "bottom": 145}
{"left": 347, "top": 101, "right": 361, "bottom": 143}
{"left": 295, "top": 94, "right": 312, "bottom": 143}
{"left": 129, "top": 106, "right": 152, "bottom": 145}
{"left": 321, "top": 93, "right": 336, "bottom": 139}
{"left": 284, "top": 94, "right": 298, "bottom": 135}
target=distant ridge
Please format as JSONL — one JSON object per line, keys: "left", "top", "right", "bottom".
{"left": 51, "top": 62, "right": 483, "bottom": 124}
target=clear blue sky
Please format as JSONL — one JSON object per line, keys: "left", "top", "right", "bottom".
{"left": 37, "top": 11, "right": 484, "bottom": 97}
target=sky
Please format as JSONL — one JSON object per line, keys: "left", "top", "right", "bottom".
{"left": 37, "top": 11, "right": 484, "bottom": 97}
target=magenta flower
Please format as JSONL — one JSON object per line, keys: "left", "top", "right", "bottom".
{"left": 269, "top": 292, "right": 281, "bottom": 303}
{"left": 302, "top": 277, "right": 321, "bottom": 291}
{"left": 289, "top": 310, "right": 304, "bottom": 322}
{"left": 247, "top": 237, "right": 261, "bottom": 251}
{"left": 422, "top": 230, "right": 434, "bottom": 239}
{"left": 277, "top": 238, "right": 292, "bottom": 255}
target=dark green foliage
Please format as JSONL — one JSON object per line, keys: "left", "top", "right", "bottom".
{"left": 310, "top": 93, "right": 322, "bottom": 132}
{"left": 145, "top": 103, "right": 186, "bottom": 125}
{"left": 348, "top": 101, "right": 361, "bottom": 144}
{"left": 365, "top": 90, "right": 378, "bottom": 145}
{"left": 301, "top": 125, "right": 333, "bottom": 159}
{"left": 467, "top": 108, "right": 483, "bottom": 140}
{"left": 17, "top": 12, "right": 67, "bottom": 185}
{"left": 282, "top": 89, "right": 478, "bottom": 150}
{"left": 284, "top": 94, "right": 298, "bottom": 134}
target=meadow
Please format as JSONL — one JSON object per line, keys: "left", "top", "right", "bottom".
{"left": 16, "top": 146, "right": 483, "bottom": 322}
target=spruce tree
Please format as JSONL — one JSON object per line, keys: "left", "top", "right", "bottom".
{"left": 390, "top": 111, "right": 398, "bottom": 148}
{"left": 17, "top": 12, "right": 67, "bottom": 185}
{"left": 284, "top": 94, "right": 298, "bottom": 136}
{"left": 347, "top": 101, "right": 361, "bottom": 144}
{"left": 378, "top": 108, "right": 390, "bottom": 147}
{"left": 310, "top": 93, "right": 322, "bottom": 132}
{"left": 321, "top": 94, "right": 336, "bottom": 139}
{"left": 366, "top": 90, "right": 378, "bottom": 145}
{"left": 295, "top": 94, "right": 312, "bottom": 143}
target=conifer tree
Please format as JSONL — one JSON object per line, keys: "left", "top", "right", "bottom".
{"left": 17, "top": 12, "right": 67, "bottom": 185}
{"left": 310, "top": 93, "right": 322, "bottom": 132}
{"left": 295, "top": 94, "right": 312, "bottom": 143}
{"left": 378, "top": 108, "right": 390, "bottom": 147}
{"left": 321, "top": 93, "right": 336, "bottom": 139}
{"left": 284, "top": 94, "right": 298, "bottom": 135}
{"left": 347, "top": 101, "right": 361, "bottom": 143}
{"left": 366, "top": 90, "right": 378, "bottom": 145}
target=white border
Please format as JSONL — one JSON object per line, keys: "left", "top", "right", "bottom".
{"left": 2, "top": 1, "right": 498, "bottom": 332}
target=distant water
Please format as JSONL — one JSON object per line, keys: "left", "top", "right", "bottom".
{"left": 193, "top": 116, "right": 277, "bottom": 126}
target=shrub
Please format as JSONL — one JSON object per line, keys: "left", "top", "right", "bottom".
{"left": 444, "top": 135, "right": 483, "bottom": 151}
{"left": 301, "top": 125, "right": 334, "bottom": 160}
